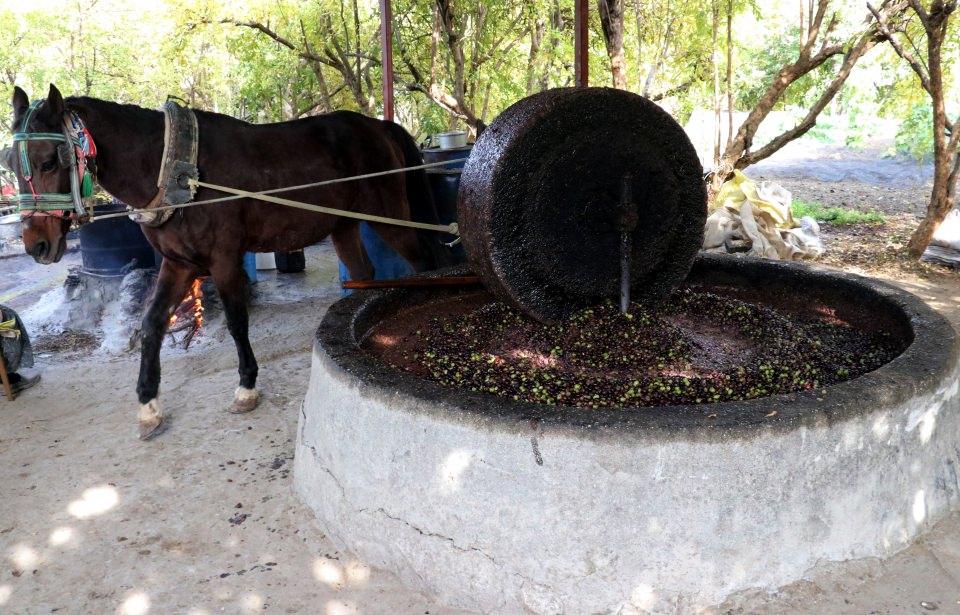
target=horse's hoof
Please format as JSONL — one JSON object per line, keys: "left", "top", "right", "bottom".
{"left": 138, "top": 399, "right": 165, "bottom": 440}
{"left": 228, "top": 387, "right": 259, "bottom": 414}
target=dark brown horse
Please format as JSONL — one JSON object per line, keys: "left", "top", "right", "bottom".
{"left": 9, "top": 84, "right": 447, "bottom": 439}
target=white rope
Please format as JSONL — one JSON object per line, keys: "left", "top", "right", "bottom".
{"left": 88, "top": 157, "right": 468, "bottom": 235}
{"left": 188, "top": 179, "right": 458, "bottom": 234}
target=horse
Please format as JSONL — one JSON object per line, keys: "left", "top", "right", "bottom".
{"left": 8, "top": 84, "right": 449, "bottom": 439}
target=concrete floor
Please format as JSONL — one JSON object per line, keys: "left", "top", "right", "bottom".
{"left": 0, "top": 242, "right": 959, "bottom": 614}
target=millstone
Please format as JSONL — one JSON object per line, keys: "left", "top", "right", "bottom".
{"left": 458, "top": 87, "right": 707, "bottom": 321}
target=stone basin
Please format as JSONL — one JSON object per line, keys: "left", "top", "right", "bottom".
{"left": 293, "top": 254, "right": 959, "bottom": 613}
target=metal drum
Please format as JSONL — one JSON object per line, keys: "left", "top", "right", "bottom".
{"left": 422, "top": 144, "right": 472, "bottom": 170}
{"left": 458, "top": 87, "right": 707, "bottom": 322}
{"left": 424, "top": 144, "right": 472, "bottom": 264}
{"left": 0, "top": 213, "right": 20, "bottom": 248}
{"left": 79, "top": 200, "right": 157, "bottom": 276}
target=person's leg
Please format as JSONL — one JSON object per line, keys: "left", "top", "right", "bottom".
{"left": 0, "top": 304, "right": 38, "bottom": 398}
{"left": 7, "top": 371, "right": 39, "bottom": 395}
{"left": 1, "top": 306, "right": 31, "bottom": 368}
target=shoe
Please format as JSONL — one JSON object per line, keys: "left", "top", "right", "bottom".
{"left": 2, "top": 372, "right": 40, "bottom": 396}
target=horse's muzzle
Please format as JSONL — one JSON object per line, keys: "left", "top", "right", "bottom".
{"left": 29, "top": 237, "right": 66, "bottom": 264}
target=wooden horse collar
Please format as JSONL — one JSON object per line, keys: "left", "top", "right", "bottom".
{"left": 132, "top": 100, "right": 200, "bottom": 228}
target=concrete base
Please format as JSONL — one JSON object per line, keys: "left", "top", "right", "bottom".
{"left": 294, "top": 256, "right": 960, "bottom": 613}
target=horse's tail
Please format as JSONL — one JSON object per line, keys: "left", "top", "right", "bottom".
{"left": 382, "top": 120, "right": 452, "bottom": 270}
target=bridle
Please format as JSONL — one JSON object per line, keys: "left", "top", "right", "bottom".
{"left": 11, "top": 98, "right": 96, "bottom": 223}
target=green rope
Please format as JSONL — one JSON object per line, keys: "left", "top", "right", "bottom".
{"left": 9, "top": 193, "right": 76, "bottom": 210}
{"left": 12, "top": 132, "right": 67, "bottom": 141}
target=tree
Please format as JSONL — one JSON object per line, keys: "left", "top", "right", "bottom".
{"left": 631, "top": 0, "right": 706, "bottom": 105}
{"left": 708, "top": 0, "right": 907, "bottom": 195}
{"left": 869, "top": 0, "right": 959, "bottom": 257}
{"left": 216, "top": 0, "right": 382, "bottom": 116}
{"left": 598, "top": 0, "right": 626, "bottom": 88}
{"left": 394, "top": 0, "right": 538, "bottom": 135}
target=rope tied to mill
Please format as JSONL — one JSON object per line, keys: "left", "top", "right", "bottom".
{"left": 87, "top": 157, "right": 468, "bottom": 236}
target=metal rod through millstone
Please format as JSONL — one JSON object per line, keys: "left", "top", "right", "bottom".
{"left": 618, "top": 174, "right": 638, "bottom": 314}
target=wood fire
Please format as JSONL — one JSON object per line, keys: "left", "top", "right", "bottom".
{"left": 168, "top": 278, "right": 204, "bottom": 348}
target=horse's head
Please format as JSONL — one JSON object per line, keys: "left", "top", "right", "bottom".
{"left": 9, "top": 85, "right": 74, "bottom": 264}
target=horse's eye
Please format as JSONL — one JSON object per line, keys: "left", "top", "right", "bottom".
{"left": 41, "top": 158, "right": 58, "bottom": 173}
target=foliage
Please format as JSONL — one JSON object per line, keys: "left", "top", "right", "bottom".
{"left": 894, "top": 103, "right": 935, "bottom": 161}
{"left": 792, "top": 200, "right": 885, "bottom": 225}
{"left": 0, "top": 0, "right": 954, "bottom": 150}
{"left": 733, "top": 27, "right": 841, "bottom": 111}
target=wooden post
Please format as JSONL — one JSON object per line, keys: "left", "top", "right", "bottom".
{"left": 380, "top": 0, "right": 395, "bottom": 121}
{"left": 574, "top": 0, "right": 589, "bottom": 87}
{"left": 0, "top": 352, "right": 13, "bottom": 401}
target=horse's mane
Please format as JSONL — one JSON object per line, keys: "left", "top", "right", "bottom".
{"left": 65, "top": 96, "right": 254, "bottom": 128}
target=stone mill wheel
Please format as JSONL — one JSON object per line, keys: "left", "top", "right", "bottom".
{"left": 457, "top": 87, "right": 707, "bottom": 321}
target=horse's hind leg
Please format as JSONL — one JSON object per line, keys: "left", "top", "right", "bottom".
{"left": 137, "top": 258, "right": 197, "bottom": 440}
{"left": 210, "top": 257, "right": 260, "bottom": 414}
{"left": 331, "top": 222, "right": 373, "bottom": 280}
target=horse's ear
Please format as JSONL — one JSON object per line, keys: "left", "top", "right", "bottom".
{"left": 11, "top": 86, "right": 28, "bottom": 122}
{"left": 44, "top": 84, "right": 65, "bottom": 118}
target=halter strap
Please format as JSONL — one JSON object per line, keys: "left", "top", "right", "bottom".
{"left": 9, "top": 98, "right": 92, "bottom": 218}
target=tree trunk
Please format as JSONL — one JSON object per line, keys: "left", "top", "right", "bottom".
{"left": 908, "top": 153, "right": 959, "bottom": 256}
{"left": 526, "top": 18, "right": 546, "bottom": 94}
{"left": 726, "top": 0, "right": 734, "bottom": 148}
{"left": 904, "top": 0, "right": 959, "bottom": 257}
{"left": 598, "top": 0, "right": 627, "bottom": 88}
{"left": 708, "top": 0, "right": 896, "bottom": 196}
{"left": 712, "top": 0, "right": 721, "bottom": 165}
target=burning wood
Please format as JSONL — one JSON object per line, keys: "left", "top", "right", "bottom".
{"left": 168, "top": 278, "right": 204, "bottom": 348}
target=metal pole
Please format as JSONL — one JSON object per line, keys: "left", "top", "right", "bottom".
{"left": 618, "top": 174, "right": 637, "bottom": 314}
{"left": 380, "top": 0, "right": 395, "bottom": 121}
{"left": 574, "top": 0, "right": 589, "bottom": 87}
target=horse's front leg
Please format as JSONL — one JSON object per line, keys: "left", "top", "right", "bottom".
{"left": 210, "top": 258, "right": 259, "bottom": 414}
{"left": 137, "top": 258, "right": 197, "bottom": 439}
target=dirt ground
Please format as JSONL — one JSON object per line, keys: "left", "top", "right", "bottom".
{"left": 1, "top": 188, "right": 960, "bottom": 613}
{"left": 0, "top": 244, "right": 466, "bottom": 615}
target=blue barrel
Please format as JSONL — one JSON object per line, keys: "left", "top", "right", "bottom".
{"left": 338, "top": 223, "right": 414, "bottom": 294}
{"left": 338, "top": 144, "right": 472, "bottom": 294}
{"left": 79, "top": 200, "right": 157, "bottom": 276}
{"left": 243, "top": 252, "right": 258, "bottom": 284}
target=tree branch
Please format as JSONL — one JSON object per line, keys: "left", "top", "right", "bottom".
{"left": 867, "top": 2, "right": 932, "bottom": 93}
{"left": 739, "top": 31, "right": 880, "bottom": 166}
{"left": 649, "top": 79, "right": 693, "bottom": 101}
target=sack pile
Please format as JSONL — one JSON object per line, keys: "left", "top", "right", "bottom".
{"left": 703, "top": 171, "right": 823, "bottom": 260}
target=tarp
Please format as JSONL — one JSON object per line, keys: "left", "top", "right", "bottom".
{"left": 703, "top": 171, "right": 823, "bottom": 260}
{"left": 922, "top": 208, "right": 960, "bottom": 268}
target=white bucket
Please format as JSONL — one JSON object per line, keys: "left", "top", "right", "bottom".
{"left": 0, "top": 213, "right": 21, "bottom": 244}
{"left": 437, "top": 131, "right": 467, "bottom": 150}
{"left": 255, "top": 252, "right": 276, "bottom": 270}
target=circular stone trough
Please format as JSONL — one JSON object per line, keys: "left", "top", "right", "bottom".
{"left": 293, "top": 254, "right": 960, "bottom": 613}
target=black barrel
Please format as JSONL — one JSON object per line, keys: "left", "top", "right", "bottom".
{"left": 79, "top": 200, "right": 157, "bottom": 276}
{"left": 422, "top": 145, "right": 472, "bottom": 170}
{"left": 424, "top": 145, "right": 472, "bottom": 264}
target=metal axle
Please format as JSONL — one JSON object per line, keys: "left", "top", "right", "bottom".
{"left": 618, "top": 174, "right": 638, "bottom": 314}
